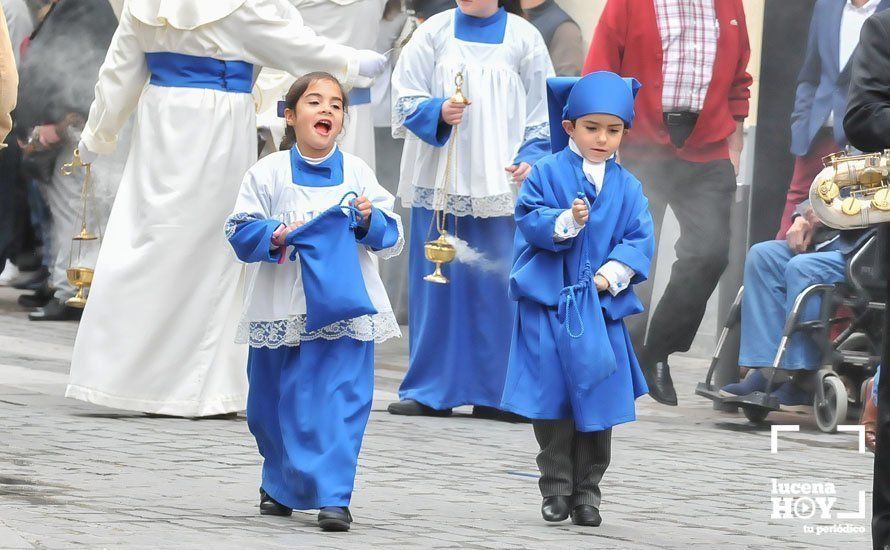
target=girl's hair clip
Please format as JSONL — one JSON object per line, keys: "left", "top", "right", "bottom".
{"left": 277, "top": 100, "right": 286, "bottom": 118}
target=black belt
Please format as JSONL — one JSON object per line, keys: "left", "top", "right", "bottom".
{"left": 663, "top": 111, "right": 699, "bottom": 148}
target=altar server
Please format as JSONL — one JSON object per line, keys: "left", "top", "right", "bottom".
{"left": 500, "top": 72, "right": 654, "bottom": 526}
{"left": 388, "top": 0, "right": 554, "bottom": 419}
{"left": 227, "top": 73, "right": 402, "bottom": 531}
{"left": 65, "top": 0, "right": 386, "bottom": 417}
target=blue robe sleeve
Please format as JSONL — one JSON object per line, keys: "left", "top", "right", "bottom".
{"left": 227, "top": 217, "right": 284, "bottom": 263}
{"left": 515, "top": 166, "right": 573, "bottom": 252}
{"left": 606, "top": 186, "right": 655, "bottom": 284}
{"left": 404, "top": 97, "right": 452, "bottom": 147}
{"left": 513, "top": 137, "right": 551, "bottom": 166}
{"left": 355, "top": 208, "right": 400, "bottom": 251}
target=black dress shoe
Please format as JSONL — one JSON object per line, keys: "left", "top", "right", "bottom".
{"left": 318, "top": 506, "right": 352, "bottom": 531}
{"left": 571, "top": 504, "right": 602, "bottom": 527}
{"left": 17, "top": 284, "right": 53, "bottom": 308}
{"left": 471, "top": 405, "right": 530, "bottom": 423}
{"left": 387, "top": 399, "right": 452, "bottom": 417}
{"left": 541, "top": 496, "right": 571, "bottom": 522}
{"left": 643, "top": 361, "right": 678, "bottom": 406}
{"left": 28, "top": 298, "right": 83, "bottom": 321}
{"left": 259, "top": 488, "right": 292, "bottom": 516}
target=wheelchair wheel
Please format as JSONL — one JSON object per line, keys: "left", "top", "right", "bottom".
{"left": 815, "top": 376, "right": 848, "bottom": 433}
{"left": 743, "top": 407, "right": 770, "bottom": 424}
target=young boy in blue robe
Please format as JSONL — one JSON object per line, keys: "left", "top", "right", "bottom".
{"left": 500, "top": 72, "right": 655, "bottom": 527}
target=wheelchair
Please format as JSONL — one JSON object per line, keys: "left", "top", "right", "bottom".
{"left": 696, "top": 235, "right": 883, "bottom": 433}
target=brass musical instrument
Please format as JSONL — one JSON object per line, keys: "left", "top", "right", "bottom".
{"left": 423, "top": 72, "right": 469, "bottom": 284}
{"left": 61, "top": 149, "right": 99, "bottom": 308}
{"left": 810, "top": 150, "right": 890, "bottom": 229}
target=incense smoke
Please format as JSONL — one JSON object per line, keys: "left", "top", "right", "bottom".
{"left": 443, "top": 234, "right": 506, "bottom": 274}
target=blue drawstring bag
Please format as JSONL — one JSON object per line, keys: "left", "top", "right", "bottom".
{"left": 555, "top": 194, "right": 618, "bottom": 401}
{"left": 285, "top": 192, "right": 377, "bottom": 332}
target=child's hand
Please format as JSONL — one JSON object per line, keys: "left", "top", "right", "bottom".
{"left": 353, "top": 196, "right": 373, "bottom": 228}
{"left": 441, "top": 99, "right": 469, "bottom": 126}
{"left": 594, "top": 274, "right": 609, "bottom": 292}
{"left": 505, "top": 162, "right": 531, "bottom": 184}
{"left": 274, "top": 220, "right": 304, "bottom": 246}
{"left": 572, "top": 198, "right": 589, "bottom": 225}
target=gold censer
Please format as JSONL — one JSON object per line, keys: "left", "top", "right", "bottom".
{"left": 61, "top": 148, "right": 99, "bottom": 308}
{"left": 423, "top": 72, "right": 469, "bottom": 284}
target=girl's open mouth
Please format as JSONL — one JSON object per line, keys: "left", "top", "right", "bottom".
{"left": 314, "top": 119, "right": 333, "bottom": 136}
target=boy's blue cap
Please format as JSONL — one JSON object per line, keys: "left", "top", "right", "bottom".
{"left": 547, "top": 71, "right": 642, "bottom": 153}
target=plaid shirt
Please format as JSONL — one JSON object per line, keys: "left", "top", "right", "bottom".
{"left": 654, "top": 0, "right": 718, "bottom": 113}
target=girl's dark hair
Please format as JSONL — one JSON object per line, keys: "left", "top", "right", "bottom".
{"left": 499, "top": 0, "right": 523, "bottom": 16}
{"left": 279, "top": 72, "right": 350, "bottom": 151}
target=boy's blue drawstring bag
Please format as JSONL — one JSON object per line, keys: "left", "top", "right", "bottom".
{"left": 555, "top": 194, "right": 617, "bottom": 401}
{"left": 285, "top": 192, "right": 377, "bottom": 332}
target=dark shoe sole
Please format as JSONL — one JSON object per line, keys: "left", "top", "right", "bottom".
{"left": 260, "top": 505, "right": 293, "bottom": 517}
{"left": 318, "top": 518, "right": 350, "bottom": 532}
{"left": 648, "top": 391, "right": 678, "bottom": 406}
{"left": 387, "top": 401, "right": 452, "bottom": 417}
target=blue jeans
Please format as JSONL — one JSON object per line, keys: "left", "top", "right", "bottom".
{"left": 739, "top": 240, "right": 845, "bottom": 370}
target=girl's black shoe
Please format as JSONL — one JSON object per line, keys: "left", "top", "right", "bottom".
{"left": 318, "top": 506, "right": 352, "bottom": 532}
{"left": 259, "top": 488, "right": 292, "bottom": 516}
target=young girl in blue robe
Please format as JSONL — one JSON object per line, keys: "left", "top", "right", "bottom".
{"left": 388, "top": 0, "right": 554, "bottom": 419}
{"left": 500, "top": 72, "right": 655, "bottom": 527}
{"left": 225, "top": 73, "right": 403, "bottom": 532}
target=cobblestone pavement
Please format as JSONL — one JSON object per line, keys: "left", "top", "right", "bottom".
{"left": 0, "top": 288, "right": 874, "bottom": 549}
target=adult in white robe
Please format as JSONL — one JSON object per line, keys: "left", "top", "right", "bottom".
{"left": 66, "top": 0, "right": 383, "bottom": 417}
{"left": 253, "top": 0, "right": 387, "bottom": 167}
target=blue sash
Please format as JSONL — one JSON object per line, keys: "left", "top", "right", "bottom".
{"left": 145, "top": 52, "right": 253, "bottom": 93}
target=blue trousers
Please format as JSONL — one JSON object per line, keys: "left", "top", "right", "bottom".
{"left": 739, "top": 240, "right": 845, "bottom": 370}
{"left": 400, "top": 207, "right": 515, "bottom": 409}
{"left": 246, "top": 338, "right": 374, "bottom": 509}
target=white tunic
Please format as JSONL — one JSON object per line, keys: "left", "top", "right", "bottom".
{"left": 67, "top": 0, "right": 366, "bottom": 417}
{"left": 391, "top": 9, "right": 553, "bottom": 218}
{"left": 228, "top": 147, "right": 403, "bottom": 348}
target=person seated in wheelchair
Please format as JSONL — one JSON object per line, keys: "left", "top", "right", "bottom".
{"left": 719, "top": 199, "right": 874, "bottom": 409}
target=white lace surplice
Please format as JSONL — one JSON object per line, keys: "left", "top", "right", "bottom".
{"left": 391, "top": 9, "right": 553, "bottom": 218}
{"left": 227, "top": 149, "right": 404, "bottom": 349}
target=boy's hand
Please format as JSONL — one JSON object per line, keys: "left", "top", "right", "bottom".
{"left": 572, "top": 198, "right": 589, "bottom": 225}
{"left": 505, "top": 162, "right": 531, "bottom": 184}
{"left": 354, "top": 196, "right": 373, "bottom": 228}
{"left": 594, "top": 274, "right": 609, "bottom": 292}
{"left": 441, "top": 99, "right": 469, "bottom": 126}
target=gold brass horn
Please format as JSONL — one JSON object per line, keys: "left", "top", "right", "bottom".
{"left": 810, "top": 149, "right": 890, "bottom": 229}
{"left": 61, "top": 148, "right": 100, "bottom": 308}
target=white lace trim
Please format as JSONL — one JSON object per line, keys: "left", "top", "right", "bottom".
{"left": 224, "top": 212, "right": 259, "bottom": 239}
{"left": 524, "top": 122, "right": 549, "bottom": 142}
{"left": 402, "top": 187, "right": 516, "bottom": 218}
{"left": 374, "top": 208, "right": 405, "bottom": 260}
{"left": 236, "top": 312, "right": 402, "bottom": 349}
{"left": 391, "top": 95, "right": 427, "bottom": 140}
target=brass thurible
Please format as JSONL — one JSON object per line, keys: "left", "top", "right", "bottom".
{"left": 62, "top": 148, "right": 99, "bottom": 308}
{"left": 810, "top": 149, "right": 890, "bottom": 229}
{"left": 423, "top": 71, "right": 468, "bottom": 284}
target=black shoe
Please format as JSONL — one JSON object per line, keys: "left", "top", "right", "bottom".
{"left": 10, "top": 267, "right": 48, "bottom": 291}
{"left": 541, "top": 496, "right": 571, "bottom": 522}
{"left": 642, "top": 361, "right": 678, "bottom": 406}
{"left": 259, "top": 488, "right": 292, "bottom": 517}
{"left": 17, "top": 284, "right": 53, "bottom": 309}
{"left": 318, "top": 506, "right": 352, "bottom": 532}
{"left": 28, "top": 298, "right": 83, "bottom": 321}
{"left": 571, "top": 504, "right": 602, "bottom": 527}
{"left": 387, "top": 400, "right": 452, "bottom": 417}
{"left": 471, "top": 406, "right": 530, "bottom": 423}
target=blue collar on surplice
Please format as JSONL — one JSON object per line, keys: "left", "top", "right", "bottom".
{"left": 290, "top": 145, "right": 345, "bottom": 187}
{"left": 284, "top": 192, "right": 377, "bottom": 332}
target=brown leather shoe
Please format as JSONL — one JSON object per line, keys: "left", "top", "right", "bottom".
{"left": 861, "top": 378, "right": 877, "bottom": 453}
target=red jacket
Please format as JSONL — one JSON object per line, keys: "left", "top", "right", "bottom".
{"left": 583, "top": 0, "right": 752, "bottom": 163}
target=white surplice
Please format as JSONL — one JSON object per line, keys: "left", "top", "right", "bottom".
{"left": 66, "top": 0, "right": 367, "bottom": 416}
